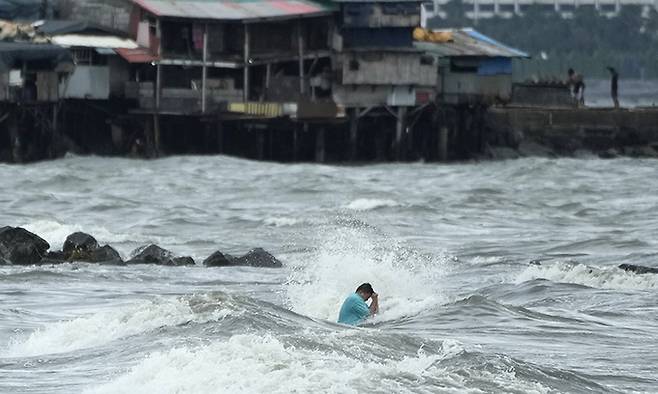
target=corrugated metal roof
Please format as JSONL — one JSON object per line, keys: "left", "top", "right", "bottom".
{"left": 51, "top": 35, "right": 139, "bottom": 49}
{"left": 133, "top": 0, "right": 336, "bottom": 21}
{"left": 414, "top": 28, "right": 529, "bottom": 58}
{"left": 115, "top": 47, "right": 159, "bottom": 63}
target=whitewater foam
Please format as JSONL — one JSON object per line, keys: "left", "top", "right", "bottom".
{"left": 262, "top": 217, "right": 300, "bottom": 227}
{"left": 20, "top": 219, "right": 131, "bottom": 253}
{"left": 516, "top": 261, "right": 658, "bottom": 291}
{"left": 2, "top": 296, "right": 232, "bottom": 358}
{"left": 285, "top": 227, "right": 450, "bottom": 323}
{"left": 345, "top": 198, "right": 400, "bottom": 211}
{"left": 86, "top": 334, "right": 459, "bottom": 394}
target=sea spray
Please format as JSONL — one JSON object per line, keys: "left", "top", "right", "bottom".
{"left": 516, "top": 261, "right": 658, "bottom": 291}
{"left": 285, "top": 224, "right": 451, "bottom": 323}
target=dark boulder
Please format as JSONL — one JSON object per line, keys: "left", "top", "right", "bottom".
{"left": 63, "top": 232, "right": 99, "bottom": 260}
{"left": 0, "top": 226, "right": 50, "bottom": 265}
{"left": 233, "top": 248, "right": 282, "bottom": 268}
{"left": 598, "top": 148, "right": 618, "bottom": 159}
{"left": 203, "top": 251, "right": 235, "bottom": 267}
{"left": 92, "top": 245, "right": 124, "bottom": 265}
{"left": 127, "top": 244, "right": 193, "bottom": 266}
{"left": 171, "top": 256, "right": 195, "bottom": 266}
{"left": 41, "top": 250, "right": 68, "bottom": 264}
{"left": 618, "top": 263, "right": 658, "bottom": 275}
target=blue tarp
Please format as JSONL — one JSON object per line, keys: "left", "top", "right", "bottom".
{"left": 478, "top": 57, "right": 513, "bottom": 75}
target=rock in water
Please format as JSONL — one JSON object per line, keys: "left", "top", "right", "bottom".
{"left": 0, "top": 226, "right": 50, "bottom": 265}
{"left": 171, "top": 256, "right": 195, "bottom": 266}
{"left": 203, "top": 251, "right": 235, "bottom": 267}
{"left": 92, "top": 245, "right": 124, "bottom": 265}
{"left": 234, "top": 248, "right": 282, "bottom": 268}
{"left": 127, "top": 244, "right": 193, "bottom": 266}
{"left": 63, "top": 232, "right": 99, "bottom": 260}
{"left": 618, "top": 263, "right": 658, "bottom": 275}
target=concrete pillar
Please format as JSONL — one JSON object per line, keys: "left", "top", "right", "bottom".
{"left": 315, "top": 126, "right": 325, "bottom": 163}
{"left": 439, "top": 126, "right": 448, "bottom": 162}
{"left": 349, "top": 107, "right": 359, "bottom": 161}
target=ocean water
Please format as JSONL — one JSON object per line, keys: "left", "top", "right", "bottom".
{"left": 1, "top": 155, "right": 657, "bottom": 393}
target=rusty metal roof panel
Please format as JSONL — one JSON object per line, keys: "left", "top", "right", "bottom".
{"left": 115, "top": 47, "right": 159, "bottom": 63}
{"left": 133, "top": 0, "right": 336, "bottom": 21}
{"left": 414, "top": 28, "right": 529, "bottom": 58}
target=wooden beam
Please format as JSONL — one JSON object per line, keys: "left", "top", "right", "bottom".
{"left": 155, "top": 64, "right": 162, "bottom": 110}
{"left": 243, "top": 23, "right": 250, "bottom": 102}
{"left": 297, "top": 19, "right": 304, "bottom": 95}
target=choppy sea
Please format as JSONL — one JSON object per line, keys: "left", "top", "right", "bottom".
{"left": 1, "top": 155, "right": 657, "bottom": 393}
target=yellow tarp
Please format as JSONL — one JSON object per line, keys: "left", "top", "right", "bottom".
{"left": 413, "top": 28, "right": 453, "bottom": 43}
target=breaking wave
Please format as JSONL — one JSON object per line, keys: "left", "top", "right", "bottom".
{"left": 516, "top": 261, "right": 658, "bottom": 291}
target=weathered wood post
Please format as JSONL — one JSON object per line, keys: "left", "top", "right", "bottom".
{"left": 293, "top": 123, "right": 300, "bottom": 161}
{"left": 201, "top": 23, "right": 208, "bottom": 113}
{"left": 395, "top": 106, "right": 407, "bottom": 160}
{"left": 243, "top": 24, "right": 250, "bottom": 102}
{"left": 349, "top": 107, "right": 359, "bottom": 161}
{"left": 315, "top": 126, "right": 325, "bottom": 163}
{"left": 439, "top": 126, "right": 448, "bottom": 162}
{"left": 216, "top": 118, "right": 224, "bottom": 154}
{"left": 297, "top": 19, "right": 305, "bottom": 94}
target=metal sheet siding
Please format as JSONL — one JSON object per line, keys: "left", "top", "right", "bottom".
{"left": 133, "top": 0, "right": 335, "bottom": 20}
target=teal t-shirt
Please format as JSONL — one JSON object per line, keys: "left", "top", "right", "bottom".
{"left": 337, "top": 293, "right": 370, "bottom": 325}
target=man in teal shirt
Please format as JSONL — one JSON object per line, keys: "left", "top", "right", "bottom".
{"left": 337, "top": 283, "right": 379, "bottom": 325}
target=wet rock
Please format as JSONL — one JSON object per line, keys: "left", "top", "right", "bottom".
{"left": 618, "top": 263, "right": 658, "bottom": 275}
{"left": 63, "top": 232, "right": 99, "bottom": 260}
{"left": 0, "top": 226, "right": 50, "bottom": 265}
{"left": 171, "top": 256, "right": 195, "bottom": 266}
{"left": 598, "top": 148, "right": 618, "bottom": 159}
{"left": 127, "top": 244, "right": 193, "bottom": 266}
{"left": 486, "top": 146, "right": 520, "bottom": 160}
{"left": 203, "top": 251, "right": 235, "bottom": 267}
{"left": 517, "top": 141, "right": 556, "bottom": 158}
{"left": 41, "top": 250, "right": 68, "bottom": 264}
{"left": 91, "top": 245, "right": 124, "bottom": 265}
{"left": 233, "top": 248, "right": 282, "bottom": 268}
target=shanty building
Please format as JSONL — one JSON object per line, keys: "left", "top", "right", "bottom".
{"left": 330, "top": 0, "right": 439, "bottom": 160}
{"left": 125, "top": 0, "right": 336, "bottom": 116}
{"left": 36, "top": 20, "right": 138, "bottom": 100}
{"left": 413, "top": 28, "right": 529, "bottom": 104}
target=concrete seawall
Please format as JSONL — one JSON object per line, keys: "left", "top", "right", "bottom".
{"left": 484, "top": 107, "right": 658, "bottom": 159}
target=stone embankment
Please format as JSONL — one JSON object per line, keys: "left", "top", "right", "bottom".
{"left": 483, "top": 107, "right": 658, "bottom": 160}
{"left": 0, "top": 226, "right": 282, "bottom": 268}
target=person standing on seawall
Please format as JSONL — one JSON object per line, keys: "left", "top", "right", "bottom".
{"left": 607, "top": 67, "right": 619, "bottom": 109}
{"left": 338, "top": 283, "right": 379, "bottom": 326}
{"left": 567, "top": 68, "right": 586, "bottom": 106}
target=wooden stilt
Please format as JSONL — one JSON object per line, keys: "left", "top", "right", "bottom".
{"left": 217, "top": 118, "right": 224, "bottom": 154}
{"left": 439, "top": 126, "right": 448, "bottom": 162}
{"left": 315, "top": 126, "right": 325, "bottom": 163}
{"left": 292, "top": 124, "right": 299, "bottom": 161}
{"left": 395, "top": 106, "right": 407, "bottom": 161}
{"left": 349, "top": 107, "right": 359, "bottom": 161}
{"left": 153, "top": 114, "right": 161, "bottom": 157}
{"left": 257, "top": 129, "right": 265, "bottom": 160}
